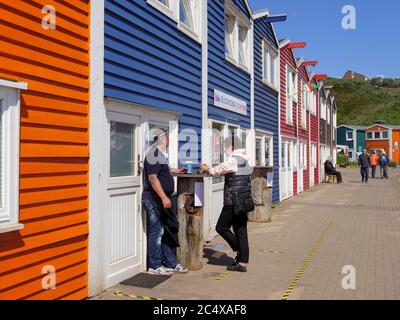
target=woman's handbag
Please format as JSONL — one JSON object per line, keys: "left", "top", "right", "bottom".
{"left": 230, "top": 190, "right": 255, "bottom": 216}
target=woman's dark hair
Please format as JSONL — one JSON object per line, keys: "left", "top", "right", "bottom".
{"left": 224, "top": 134, "right": 242, "bottom": 151}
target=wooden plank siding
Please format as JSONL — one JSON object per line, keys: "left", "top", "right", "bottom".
{"left": 279, "top": 45, "right": 298, "bottom": 138}
{"left": 0, "top": 0, "right": 89, "bottom": 300}
{"left": 207, "top": 0, "right": 251, "bottom": 128}
{"left": 297, "top": 64, "right": 310, "bottom": 190}
{"left": 253, "top": 17, "right": 280, "bottom": 203}
{"left": 311, "top": 80, "right": 320, "bottom": 185}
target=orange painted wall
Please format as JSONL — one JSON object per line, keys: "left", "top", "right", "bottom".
{"left": 392, "top": 130, "right": 400, "bottom": 163}
{"left": 366, "top": 140, "right": 390, "bottom": 155}
{"left": 0, "top": 0, "right": 89, "bottom": 300}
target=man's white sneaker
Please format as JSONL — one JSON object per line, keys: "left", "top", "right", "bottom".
{"left": 165, "top": 264, "right": 188, "bottom": 274}
{"left": 148, "top": 266, "right": 173, "bottom": 276}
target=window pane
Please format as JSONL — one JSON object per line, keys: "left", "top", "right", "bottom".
{"left": 256, "top": 139, "right": 262, "bottom": 166}
{"left": 110, "top": 122, "right": 135, "bottom": 177}
{"left": 225, "top": 15, "right": 234, "bottom": 56}
{"left": 212, "top": 123, "right": 223, "bottom": 166}
{"left": 180, "top": 0, "right": 194, "bottom": 30}
{"left": 238, "top": 27, "right": 247, "bottom": 66}
{"left": 265, "top": 139, "right": 270, "bottom": 166}
{"left": 270, "top": 52, "right": 276, "bottom": 86}
{"left": 374, "top": 132, "right": 380, "bottom": 139}
{"left": 367, "top": 132, "right": 372, "bottom": 139}
{"left": 281, "top": 143, "right": 286, "bottom": 167}
{"left": 263, "top": 48, "right": 268, "bottom": 81}
{"left": 382, "top": 131, "right": 389, "bottom": 139}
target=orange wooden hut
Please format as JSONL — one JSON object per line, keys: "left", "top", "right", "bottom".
{"left": 0, "top": 1, "right": 90, "bottom": 299}
{"left": 366, "top": 122, "right": 400, "bottom": 164}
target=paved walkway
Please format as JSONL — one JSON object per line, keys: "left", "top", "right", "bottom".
{"left": 93, "top": 167, "right": 400, "bottom": 300}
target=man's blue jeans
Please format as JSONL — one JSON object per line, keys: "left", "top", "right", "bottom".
{"left": 361, "top": 167, "right": 369, "bottom": 182}
{"left": 142, "top": 196, "right": 178, "bottom": 270}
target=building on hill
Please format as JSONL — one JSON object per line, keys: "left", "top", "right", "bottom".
{"left": 336, "top": 125, "right": 368, "bottom": 162}
{"left": 343, "top": 70, "right": 369, "bottom": 81}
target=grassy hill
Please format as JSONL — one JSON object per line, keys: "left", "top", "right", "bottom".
{"left": 324, "top": 78, "right": 400, "bottom": 126}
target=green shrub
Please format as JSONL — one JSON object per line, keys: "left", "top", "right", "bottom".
{"left": 337, "top": 153, "right": 349, "bottom": 167}
{"left": 388, "top": 161, "right": 397, "bottom": 168}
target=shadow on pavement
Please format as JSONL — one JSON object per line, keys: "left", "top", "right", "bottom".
{"left": 203, "top": 248, "right": 234, "bottom": 266}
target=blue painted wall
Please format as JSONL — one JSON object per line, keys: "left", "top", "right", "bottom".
{"left": 253, "top": 18, "right": 280, "bottom": 203}
{"left": 207, "top": 0, "right": 252, "bottom": 128}
{"left": 104, "top": 0, "right": 202, "bottom": 165}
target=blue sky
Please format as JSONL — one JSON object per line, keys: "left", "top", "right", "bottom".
{"left": 249, "top": 0, "right": 400, "bottom": 78}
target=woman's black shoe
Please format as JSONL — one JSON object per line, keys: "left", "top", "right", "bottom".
{"left": 227, "top": 264, "right": 247, "bottom": 272}
{"left": 230, "top": 255, "right": 240, "bottom": 267}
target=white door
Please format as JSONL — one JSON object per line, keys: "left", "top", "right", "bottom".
{"left": 280, "top": 140, "right": 294, "bottom": 200}
{"left": 297, "top": 142, "right": 304, "bottom": 193}
{"left": 310, "top": 144, "right": 316, "bottom": 187}
{"left": 105, "top": 111, "right": 143, "bottom": 288}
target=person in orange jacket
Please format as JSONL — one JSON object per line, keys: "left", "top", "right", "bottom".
{"left": 370, "top": 151, "right": 379, "bottom": 178}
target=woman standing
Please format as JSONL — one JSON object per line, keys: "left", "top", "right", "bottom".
{"left": 200, "top": 135, "right": 253, "bottom": 272}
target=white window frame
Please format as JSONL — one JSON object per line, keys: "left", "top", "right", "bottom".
{"left": 327, "top": 105, "right": 331, "bottom": 125}
{"left": 147, "top": 0, "right": 201, "bottom": 42}
{"left": 225, "top": 0, "right": 251, "bottom": 72}
{"left": 303, "top": 143, "right": 308, "bottom": 170}
{"left": 346, "top": 130, "right": 354, "bottom": 141}
{"left": 286, "top": 65, "right": 297, "bottom": 125}
{"left": 366, "top": 132, "right": 373, "bottom": 140}
{"left": 0, "top": 80, "right": 26, "bottom": 233}
{"left": 262, "top": 39, "right": 279, "bottom": 91}
{"left": 320, "top": 100, "right": 327, "bottom": 120}
{"left": 255, "top": 134, "right": 273, "bottom": 167}
{"left": 374, "top": 131, "right": 381, "bottom": 140}
{"left": 301, "top": 81, "right": 307, "bottom": 129}
{"left": 382, "top": 131, "right": 389, "bottom": 140}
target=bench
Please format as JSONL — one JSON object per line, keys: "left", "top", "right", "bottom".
{"left": 324, "top": 173, "right": 336, "bottom": 183}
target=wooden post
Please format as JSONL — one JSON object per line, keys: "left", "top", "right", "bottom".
{"left": 248, "top": 167, "right": 273, "bottom": 223}
{"left": 174, "top": 174, "right": 207, "bottom": 270}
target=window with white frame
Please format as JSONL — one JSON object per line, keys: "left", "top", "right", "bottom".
{"left": 327, "top": 106, "right": 331, "bottom": 124}
{"left": 255, "top": 134, "right": 273, "bottom": 167}
{"left": 262, "top": 39, "right": 279, "bottom": 89}
{"left": 312, "top": 91, "right": 317, "bottom": 115}
{"left": 0, "top": 84, "right": 21, "bottom": 231}
{"left": 301, "top": 81, "right": 307, "bottom": 129}
{"left": 303, "top": 143, "right": 307, "bottom": 169}
{"left": 286, "top": 66, "right": 297, "bottom": 125}
{"left": 382, "top": 131, "right": 389, "bottom": 139}
{"left": 147, "top": 0, "right": 201, "bottom": 41}
{"left": 346, "top": 130, "right": 353, "bottom": 141}
{"left": 225, "top": 1, "right": 251, "bottom": 71}
{"left": 366, "top": 132, "right": 373, "bottom": 140}
{"left": 210, "top": 121, "right": 249, "bottom": 182}
{"left": 320, "top": 100, "right": 327, "bottom": 120}
{"left": 374, "top": 131, "right": 381, "bottom": 139}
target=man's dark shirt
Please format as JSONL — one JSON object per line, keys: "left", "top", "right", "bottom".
{"left": 143, "top": 146, "right": 174, "bottom": 206}
{"left": 324, "top": 160, "right": 336, "bottom": 174}
{"left": 358, "top": 153, "right": 371, "bottom": 168}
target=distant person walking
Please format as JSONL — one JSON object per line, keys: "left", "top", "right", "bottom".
{"left": 370, "top": 151, "right": 379, "bottom": 178}
{"left": 358, "top": 149, "right": 371, "bottom": 183}
{"left": 379, "top": 151, "right": 390, "bottom": 179}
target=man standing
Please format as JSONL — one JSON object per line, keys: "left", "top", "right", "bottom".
{"left": 142, "top": 129, "right": 188, "bottom": 275}
{"left": 370, "top": 151, "right": 379, "bottom": 178}
{"left": 358, "top": 149, "right": 371, "bottom": 183}
{"left": 324, "top": 156, "right": 343, "bottom": 183}
{"left": 379, "top": 151, "right": 390, "bottom": 179}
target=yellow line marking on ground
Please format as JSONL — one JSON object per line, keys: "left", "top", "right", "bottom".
{"left": 214, "top": 272, "right": 229, "bottom": 282}
{"left": 114, "top": 291, "right": 164, "bottom": 300}
{"left": 281, "top": 221, "right": 334, "bottom": 300}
